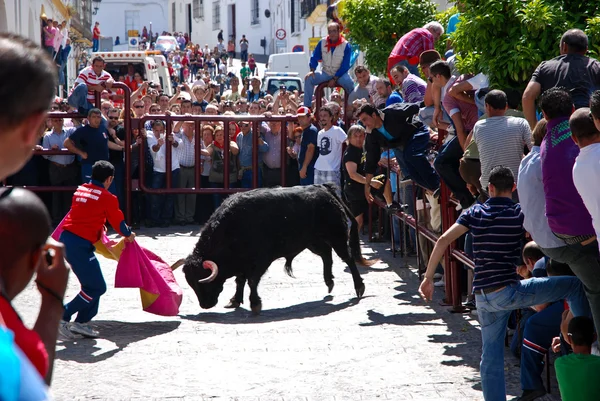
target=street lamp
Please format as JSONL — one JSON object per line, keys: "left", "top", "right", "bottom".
{"left": 92, "top": 0, "right": 101, "bottom": 15}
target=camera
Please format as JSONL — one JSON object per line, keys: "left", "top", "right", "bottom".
{"left": 148, "top": 82, "right": 157, "bottom": 88}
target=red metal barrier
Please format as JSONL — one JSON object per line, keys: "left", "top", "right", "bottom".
{"left": 366, "top": 128, "right": 475, "bottom": 313}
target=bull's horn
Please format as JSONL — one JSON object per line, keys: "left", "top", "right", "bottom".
{"left": 170, "top": 259, "right": 185, "bottom": 271}
{"left": 198, "top": 260, "right": 219, "bottom": 283}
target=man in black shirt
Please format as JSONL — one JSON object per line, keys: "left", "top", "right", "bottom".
{"left": 357, "top": 103, "right": 439, "bottom": 203}
{"left": 523, "top": 29, "right": 600, "bottom": 129}
{"left": 107, "top": 108, "right": 126, "bottom": 209}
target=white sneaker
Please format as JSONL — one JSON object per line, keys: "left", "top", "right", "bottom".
{"left": 433, "top": 272, "right": 443, "bottom": 279}
{"left": 68, "top": 322, "right": 99, "bottom": 338}
{"left": 434, "top": 279, "right": 446, "bottom": 287}
{"left": 57, "top": 320, "right": 78, "bottom": 341}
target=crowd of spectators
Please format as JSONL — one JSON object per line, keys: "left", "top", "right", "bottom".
{"left": 6, "top": 3, "right": 600, "bottom": 399}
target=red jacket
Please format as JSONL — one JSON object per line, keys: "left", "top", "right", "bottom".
{"left": 63, "top": 181, "right": 131, "bottom": 243}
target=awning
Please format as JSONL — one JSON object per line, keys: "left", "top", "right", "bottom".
{"left": 306, "top": 4, "right": 328, "bottom": 26}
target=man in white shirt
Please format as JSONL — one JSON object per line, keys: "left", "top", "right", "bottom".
{"left": 68, "top": 56, "right": 114, "bottom": 116}
{"left": 572, "top": 104, "right": 600, "bottom": 251}
{"left": 348, "top": 66, "right": 383, "bottom": 112}
{"left": 314, "top": 105, "right": 347, "bottom": 195}
{"left": 145, "top": 120, "right": 182, "bottom": 227}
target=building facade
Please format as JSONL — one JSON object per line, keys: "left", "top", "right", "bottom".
{"left": 0, "top": 0, "right": 93, "bottom": 95}
{"left": 95, "top": 0, "right": 169, "bottom": 47}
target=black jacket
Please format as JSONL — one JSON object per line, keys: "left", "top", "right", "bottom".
{"left": 364, "top": 102, "right": 426, "bottom": 174}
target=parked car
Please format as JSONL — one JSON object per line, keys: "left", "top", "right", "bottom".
{"left": 155, "top": 35, "right": 178, "bottom": 54}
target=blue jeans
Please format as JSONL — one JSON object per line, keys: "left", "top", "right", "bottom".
{"left": 397, "top": 59, "right": 420, "bottom": 76}
{"left": 149, "top": 169, "right": 179, "bottom": 224}
{"left": 241, "top": 50, "right": 248, "bottom": 62}
{"left": 68, "top": 84, "right": 94, "bottom": 115}
{"left": 520, "top": 301, "right": 563, "bottom": 392}
{"left": 92, "top": 38, "right": 99, "bottom": 52}
{"left": 475, "top": 277, "right": 590, "bottom": 401}
{"left": 112, "top": 159, "right": 125, "bottom": 210}
{"left": 240, "top": 168, "right": 262, "bottom": 189}
{"left": 434, "top": 136, "right": 474, "bottom": 209}
{"left": 299, "top": 166, "right": 315, "bottom": 185}
{"left": 303, "top": 71, "right": 355, "bottom": 107}
{"left": 394, "top": 130, "right": 439, "bottom": 192}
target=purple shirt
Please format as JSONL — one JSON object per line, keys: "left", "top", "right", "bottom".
{"left": 540, "top": 117, "right": 594, "bottom": 236}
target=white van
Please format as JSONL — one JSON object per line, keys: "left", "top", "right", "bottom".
{"left": 265, "top": 52, "right": 309, "bottom": 79}
{"left": 93, "top": 50, "right": 173, "bottom": 96}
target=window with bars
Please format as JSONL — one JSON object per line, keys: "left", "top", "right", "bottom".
{"left": 193, "top": 0, "right": 204, "bottom": 19}
{"left": 251, "top": 0, "right": 260, "bottom": 25}
{"left": 212, "top": 1, "right": 220, "bottom": 30}
{"left": 291, "top": 0, "right": 301, "bottom": 34}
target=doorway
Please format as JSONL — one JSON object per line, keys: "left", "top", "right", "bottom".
{"left": 186, "top": 4, "right": 192, "bottom": 34}
{"left": 228, "top": 4, "right": 236, "bottom": 41}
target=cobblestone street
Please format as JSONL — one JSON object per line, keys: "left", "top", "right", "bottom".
{"left": 13, "top": 228, "right": 560, "bottom": 401}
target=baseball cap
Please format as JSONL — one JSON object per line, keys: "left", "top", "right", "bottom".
{"left": 177, "top": 91, "right": 192, "bottom": 101}
{"left": 296, "top": 106, "right": 311, "bottom": 116}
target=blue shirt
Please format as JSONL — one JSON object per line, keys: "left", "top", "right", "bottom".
{"left": 457, "top": 197, "right": 524, "bottom": 291}
{"left": 236, "top": 130, "right": 269, "bottom": 168}
{"left": 298, "top": 124, "right": 318, "bottom": 170}
{"left": 532, "top": 257, "right": 548, "bottom": 278}
{"left": 386, "top": 91, "right": 403, "bottom": 107}
{"left": 378, "top": 124, "right": 394, "bottom": 141}
{"left": 68, "top": 124, "right": 109, "bottom": 165}
{"left": 42, "top": 128, "right": 75, "bottom": 165}
{"left": 517, "top": 146, "right": 566, "bottom": 249}
{"left": 446, "top": 13, "right": 461, "bottom": 35}
{"left": 309, "top": 39, "right": 352, "bottom": 77}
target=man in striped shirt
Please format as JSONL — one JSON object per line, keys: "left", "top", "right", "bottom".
{"left": 67, "top": 56, "right": 113, "bottom": 116}
{"left": 390, "top": 64, "right": 426, "bottom": 104}
{"left": 419, "top": 166, "right": 591, "bottom": 401}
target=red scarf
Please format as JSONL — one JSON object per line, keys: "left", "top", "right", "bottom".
{"left": 325, "top": 34, "right": 344, "bottom": 52}
{"left": 213, "top": 140, "right": 224, "bottom": 149}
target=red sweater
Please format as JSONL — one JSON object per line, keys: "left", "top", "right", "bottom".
{"left": 0, "top": 296, "right": 48, "bottom": 378}
{"left": 62, "top": 181, "right": 131, "bottom": 243}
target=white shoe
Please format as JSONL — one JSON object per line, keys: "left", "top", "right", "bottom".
{"left": 434, "top": 279, "right": 445, "bottom": 287}
{"left": 57, "top": 320, "right": 78, "bottom": 341}
{"left": 433, "top": 272, "right": 443, "bottom": 279}
{"left": 68, "top": 322, "right": 99, "bottom": 338}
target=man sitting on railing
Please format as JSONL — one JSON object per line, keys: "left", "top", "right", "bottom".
{"left": 68, "top": 56, "right": 113, "bottom": 118}
{"left": 303, "top": 22, "right": 355, "bottom": 109}
{"left": 419, "top": 166, "right": 591, "bottom": 401}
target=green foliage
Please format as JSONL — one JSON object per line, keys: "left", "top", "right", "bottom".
{"left": 453, "top": 0, "right": 600, "bottom": 91}
{"left": 434, "top": 6, "right": 458, "bottom": 57}
{"left": 340, "top": 0, "right": 438, "bottom": 75}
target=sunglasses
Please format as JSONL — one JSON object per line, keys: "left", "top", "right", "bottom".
{"left": 108, "top": 117, "right": 119, "bottom": 120}
{"left": 134, "top": 105, "right": 144, "bottom": 108}
{"left": 150, "top": 109, "right": 160, "bottom": 113}
{"left": 240, "top": 123, "right": 250, "bottom": 127}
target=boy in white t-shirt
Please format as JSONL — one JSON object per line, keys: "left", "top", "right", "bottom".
{"left": 314, "top": 105, "right": 347, "bottom": 194}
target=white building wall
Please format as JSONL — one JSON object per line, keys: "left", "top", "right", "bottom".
{"left": 96, "top": 0, "right": 169, "bottom": 43}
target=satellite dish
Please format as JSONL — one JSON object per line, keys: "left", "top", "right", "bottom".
{"left": 264, "top": 9, "right": 271, "bottom": 18}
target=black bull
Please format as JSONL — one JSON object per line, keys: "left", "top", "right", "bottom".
{"left": 173, "top": 184, "right": 373, "bottom": 314}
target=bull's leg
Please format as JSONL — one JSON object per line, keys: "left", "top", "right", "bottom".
{"left": 248, "top": 275, "right": 263, "bottom": 315}
{"left": 331, "top": 239, "right": 365, "bottom": 299}
{"left": 224, "top": 275, "right": 246, "bottom": 309}
{"left": 308, "top": 243, "right": 335, "bottom": 293}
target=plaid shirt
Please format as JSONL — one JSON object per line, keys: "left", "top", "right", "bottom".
{"left": 176, "top": 131, "right": 196, "bottom": 167}
{"left": 390, "top": 28, "right": 434, "bottom": 59}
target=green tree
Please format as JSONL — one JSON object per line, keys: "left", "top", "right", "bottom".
{"left": 340, "top": 0, "right": 438, "bottom": 75}
{"left": 452, "top": 0, "right": 600, "bottom": 90}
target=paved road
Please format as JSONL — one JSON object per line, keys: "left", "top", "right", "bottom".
{"left": 13, "top": 227, "right": 560, "bottom": 400}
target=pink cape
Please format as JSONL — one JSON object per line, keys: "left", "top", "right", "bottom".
{"left": 51, "top": 215, "right": 183, "bottom": 316}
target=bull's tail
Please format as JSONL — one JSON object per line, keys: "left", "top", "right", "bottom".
{"left": 284, "top": 257, "right": 295, "bottom": 278}
{"left": 321, "top": 183, "right": 377, "bottom": 267}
